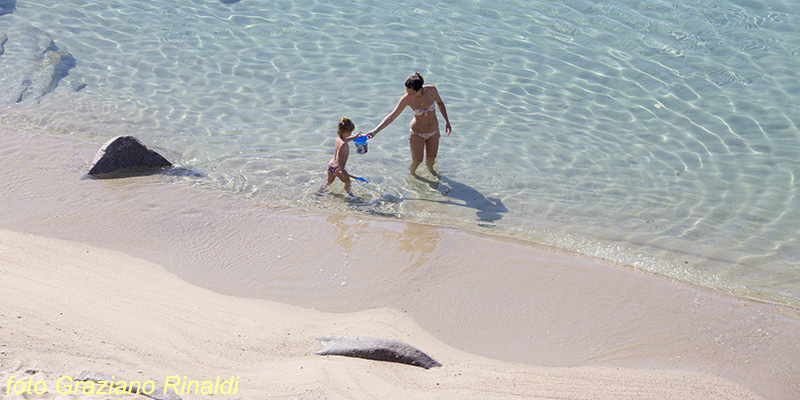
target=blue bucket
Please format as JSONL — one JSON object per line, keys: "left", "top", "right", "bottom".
{"left": 353, "top": 136, "right": 368, "bottom": 154}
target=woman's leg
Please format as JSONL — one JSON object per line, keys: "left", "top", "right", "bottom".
{"left": 424, "top": 132, "right": 441, "bottom": 176}
{"left": 409, "top": 132, "right": 426, "bottom": 175}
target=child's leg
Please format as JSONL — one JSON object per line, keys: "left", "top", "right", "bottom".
{"left": 327, "top": 169, "right": 337, "bottom": 186}
{"left": 316, "top": 167, "right": 336, "bottom": 194}
{"left": 338, "top": 171, "right": 353, "bottom": 195}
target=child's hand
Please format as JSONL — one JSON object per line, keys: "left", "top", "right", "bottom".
{"left": 347, "top": 131, "right": 363, "bottom": 141}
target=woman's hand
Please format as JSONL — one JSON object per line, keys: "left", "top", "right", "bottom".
{"left": 445, "top": 122, "right": 452, "bottom": 136}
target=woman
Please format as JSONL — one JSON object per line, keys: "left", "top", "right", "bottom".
{"left": 366, "top": 73, "right": 452, "bottom": 177}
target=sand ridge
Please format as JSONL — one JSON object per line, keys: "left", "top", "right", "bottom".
{"left": 0, "top": 229, "right": 764, "bottom": 399}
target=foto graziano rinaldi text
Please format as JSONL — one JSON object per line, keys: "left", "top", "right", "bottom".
{"left": 5, "top": 375, "right": 241, "bottom": 396}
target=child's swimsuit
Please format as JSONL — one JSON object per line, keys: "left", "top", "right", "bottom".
{"left": 328, "top": 163, "right": 346, "bottom": 175}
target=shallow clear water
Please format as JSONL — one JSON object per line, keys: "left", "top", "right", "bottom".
{"left": 1, "top": 0, "right": 799, "bottom": 306}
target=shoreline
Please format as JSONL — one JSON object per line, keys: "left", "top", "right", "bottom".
{"left": 1, "top": 127, "right": 799, "bottom": 398}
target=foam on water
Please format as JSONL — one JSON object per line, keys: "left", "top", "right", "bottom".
{"left": 1, "top": 0, "right": 799, "bottom": 306}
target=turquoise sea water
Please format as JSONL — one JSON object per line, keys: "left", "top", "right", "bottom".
{"left": 1, "top": 0, "right": 799, "bottom": 306}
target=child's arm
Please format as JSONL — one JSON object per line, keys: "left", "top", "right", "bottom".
{"left": 343, "top": 131, "right": 363, "bottom": 142}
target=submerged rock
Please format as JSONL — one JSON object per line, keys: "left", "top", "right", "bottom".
{"left": 0, "top": 0, "right": 15, "bottom": 16}
{"left": 88, "top": 136, "right": 172, "bottom": 178}
{"left": 0, "top": 26, "right": 77, "bottom": 106}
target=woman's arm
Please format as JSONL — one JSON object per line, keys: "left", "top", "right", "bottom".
{"left": 368, "top": 96, "right": 408, "bottom": 138}
{"left": 433, "top": 87, "right": 452, "bottom": 135}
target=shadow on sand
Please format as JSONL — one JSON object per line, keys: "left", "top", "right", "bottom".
{"left": 439, "top": 175, "right": 507, "bottom": 223}
{"left": 357, "top": 174, "right": 507, "bottom": 225}
{"left": 433, "top": 175, "right": 507, "bottom": 223}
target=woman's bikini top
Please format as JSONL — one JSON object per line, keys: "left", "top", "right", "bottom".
{"left": 411, "top": 103, "right": 436, "bottom": 117}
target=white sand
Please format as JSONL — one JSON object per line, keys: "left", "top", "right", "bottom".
{"left": 1, "top": 229, "right": 763, "bottom": 399}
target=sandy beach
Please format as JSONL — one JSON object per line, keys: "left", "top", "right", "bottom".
{"left": 1, "top": 127, "right": 799, "bottom": 399}
{"left": 1, "top": 228, "right": 767, "bottom": 400}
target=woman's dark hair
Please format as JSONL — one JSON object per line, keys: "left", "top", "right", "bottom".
{"left": 405, "top": 73, "right": 424, "bottom": 91}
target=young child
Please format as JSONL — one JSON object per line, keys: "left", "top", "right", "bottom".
{"left": 316, "top": 117, "right": 362, "bottom": 196}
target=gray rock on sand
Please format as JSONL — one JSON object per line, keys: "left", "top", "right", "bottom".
{"left": 74, "top": 370, "right": 182, "bottom": 400}
{"left": 315, "top": 336, "right": 442, "bottom": 369}
{"left": 88, "top": 136, "right": 172, "bottom": 178}
{"left": 0, "top": 27, "right": 77, "bottom": 105}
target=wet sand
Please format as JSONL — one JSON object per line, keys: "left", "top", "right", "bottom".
{"left": 1, "top": 127, "right": 799, "bottom": 398}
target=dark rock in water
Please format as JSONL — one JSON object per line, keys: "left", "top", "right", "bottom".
{"left": 315, "top": 336, "right": 442, "bottom": 369}
{"left": 0, "top": 27, "right": 77, "bottom": 106}
{"left": 0, "top": 0, "right": 16, "bottom": 16}
{"left": 88, "top": 136, "right": 172, "bottom": 178}
{"left": 220, "top": 0, "right": 241, "bottom": 4}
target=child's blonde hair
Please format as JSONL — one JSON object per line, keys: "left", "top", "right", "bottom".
{"left": 338, "top": 117, "right": 355, "bottom": 136}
